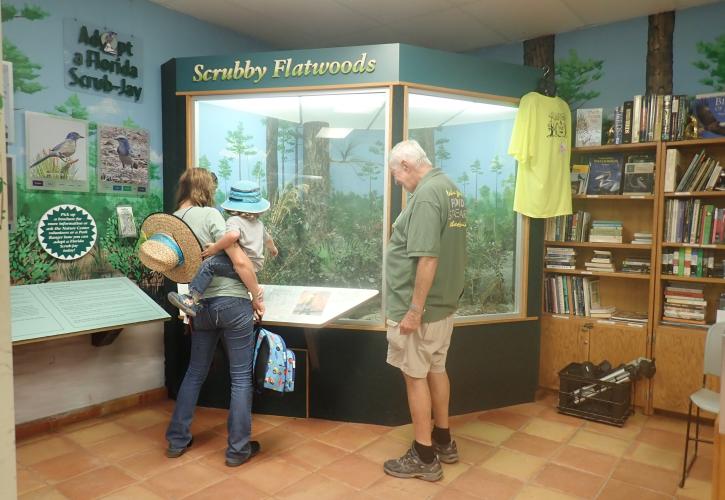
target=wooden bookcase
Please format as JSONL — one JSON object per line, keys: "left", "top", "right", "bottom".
{"left": 539, "top": 142, "right": 659, "bottom": 410}
{"left": 540, "top": 137, "right": 725, "bottom": 415}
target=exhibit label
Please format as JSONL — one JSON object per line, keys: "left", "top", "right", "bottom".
{"left": 37, "top": 204, "right": 97, "bottom": 261}
{"left": 191, "top": 52, "right": 377, "bottom": 85}
{"left": 63, "top": 19, "right": 143, "bottom": 102}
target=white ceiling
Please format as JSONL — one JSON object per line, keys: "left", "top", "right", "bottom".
{"left": 152, "top": 0, "right": 719, "bottom": 52}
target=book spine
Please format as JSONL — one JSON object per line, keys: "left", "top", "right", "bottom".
{"left": 671, "top": 95, "right": 680, "bottom": 140}
{"left": 623, "top": 101, "right": 633, "bottom": 143}
{"left": 662, "top": 94, "right": 672, "bottom": 140}
{"left": 614, "top": 106, "right": 623, "bottom": 144}
{"left": 632, "top": 95, "right": 642, "bottom": 143}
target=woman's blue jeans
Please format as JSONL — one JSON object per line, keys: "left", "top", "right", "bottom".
{"left": 166, "top": 296, "right": 255, "bottom": 461}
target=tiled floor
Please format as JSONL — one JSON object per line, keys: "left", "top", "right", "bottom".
{"left": 15, "top": 393, "right": 714, "bottom": 499}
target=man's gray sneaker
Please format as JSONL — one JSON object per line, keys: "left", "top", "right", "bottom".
{"left": 383, "top": 443, "right": 443, "bottom": 482}
{"left": 433, "top": 438, "right": 459, "bottom": 464}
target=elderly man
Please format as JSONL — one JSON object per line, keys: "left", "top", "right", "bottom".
{"left": 383, "top": 139, "right": 467, "bottom": 481}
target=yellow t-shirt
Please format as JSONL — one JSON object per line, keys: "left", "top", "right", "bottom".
{"left": 508, "top": 92, "right": 572, "bottom": 218}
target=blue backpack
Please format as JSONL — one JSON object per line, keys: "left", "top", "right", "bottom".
{"left": 253, "top": 328, "right": 295, "bottom": 393}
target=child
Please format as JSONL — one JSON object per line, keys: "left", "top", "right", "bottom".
{"left": 168, "top": 180, "right": 278, "bottom": 316}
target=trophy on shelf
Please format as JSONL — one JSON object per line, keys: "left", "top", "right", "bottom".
{"left": 684, "top": 113, "right": 699, "bottom": 139}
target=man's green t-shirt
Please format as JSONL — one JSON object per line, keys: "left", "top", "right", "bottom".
{"left": 174, "top": 206, "right": 248, "bottom": 299}
{"left": 385, "top": 168, "right": 467, "bottom": 323}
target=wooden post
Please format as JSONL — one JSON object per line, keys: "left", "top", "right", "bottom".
{"left": 646, "top": 11, "right": 675, "bottom": 94}
{"left": 524, "top": 34, "right": 555, "bottom": 85}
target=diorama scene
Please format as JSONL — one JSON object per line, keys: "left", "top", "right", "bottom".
{"left": 193, "top": 90, "right": 519, "bottom": 320}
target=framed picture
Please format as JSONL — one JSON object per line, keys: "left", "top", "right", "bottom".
{"left": 25, "top": 111, "right": 89, "bottom": 192}
{"left": 97, "top": 123, "right": 150, "bottom": 195}
{"left": 116, "top": 205, "right": 137, "bottom": 238}
{"left": 3, "top": 154, "right": 15, "bottom": 232}
{"left": 2, "top": 61, "right": 14, "bottom": 144}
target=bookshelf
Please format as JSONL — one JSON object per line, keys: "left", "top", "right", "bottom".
{"left": 539, "top": 137, "right": 725, "bottom": 414}
{"left": 539, "top": 142, "right": 658, "bottom": 409}
{"left": 652, "top": 137, "right": 725, "bottom": 413}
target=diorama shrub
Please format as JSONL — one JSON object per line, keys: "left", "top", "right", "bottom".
{"left": 9, "top": 216, "right": 56, "bottom": 285}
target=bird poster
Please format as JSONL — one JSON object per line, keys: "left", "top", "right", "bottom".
{"left": 25, "top": 111, "right": 89, "bottom": 192}
{"left": 97, "top": 124, "right": 149, "bottom": 195}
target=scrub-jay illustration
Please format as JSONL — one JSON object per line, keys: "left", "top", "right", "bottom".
{"left": 29, "top": 132, "right": 84, "bottom": 168}
{"left": 115, "top": 136, "right": 136, "bottom": 169}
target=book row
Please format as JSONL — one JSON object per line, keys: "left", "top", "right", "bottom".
{"left": 664, "top": 148, "right": 723, "bottom": 192}
{"left": 663, "top": 199, "right": 725, "bottom": 244}
{"left": 571, "top": 154, "right": 654, "bottom": 196}
{"left": 661, "top": 248, "right": 722, "bottom": 278}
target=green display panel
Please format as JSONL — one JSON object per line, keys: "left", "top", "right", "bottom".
{"left": 11, "top": 277, "right": 170, "bottom": 344}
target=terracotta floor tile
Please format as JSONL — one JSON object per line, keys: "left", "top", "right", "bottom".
{"left": 677, "top": 478, "right": 712, "bottom": 500}
{"left": 249, "top": 417, "right": 275, "bottom": 437}
{"left": 612, "top": 458, "right": 680, "bottom": 495}
{"left": 437, "top": 460, "right": 471, "bottom": 486}
{"left": 597, "top": 479, "right": 672, "bottom": 500}
{"left": 520, "top": 418, "right": 578, "bottom": 443}
{"left": 234, "top": 456, "right": 311, "bottom": 495}
{"left": 386, "top": 423, "right": 414, "bottom": 444}
{"left": 144, "top": 461, "right": 227, "bottom": 499}
{"left": 551, "top": 445, "right": 618, "bottom": 477}
{"left": 254, "top": 427, "right": 308, "bottom": 457}
{"left": 55, "top": 466, "right": 136, "bottom": 500}
{"left": 114, "top": 409, "right": 170, "bottom": 432}
{"left": 278, "top": 439, "right": 349, "bottom": 471}
{"left": 501, "top": 432, "right": 562, "bottom": 458}
{"left": 183, "top": 429, "right": 228, "bottom": 459}
{"left": 196, "top": 449, "right": 244, "bottom": 476}
{"left": 568, "top": 430, "right": 630, "bottom": 457}
{"left": 626, "top": 441, "right": 682, "bottom": 471}
{"left": 117, "top": 447, "right": 192, "bottom": 479}
{"left": 87, "top": 432, "right": 156, "bottom": 462}
{"left": 457, "top": 421, "right": 515, "bottom": 446}
{"left": 636, "top": 426, "right": 685, "bottom": 452}
{"left": 190, "top": 407, "right": 230, "bottom": 433}
{"left": 184, "top": 476, "right": 267, "bottom": 500}
{"left": 145, "top": 399, "right": 176, "bottom": 414}
{"left": 252, "top": 413, "right": 292, "bottom": 427}
{"left": 432, "top": 486, "right": 481, "bottom": 500}
{"left": 536, "top": 407, "right": 585, "bottom": 428}
{"left": 481, "top": 448, "right": 546, "bottom": 481}
{"left": 455, "top": 436, "right": 497, "bottom": 465}
{"left": 363, "top": 474, "right": 444, "bottom": 500}
{"left": 64, "top": 422, "right": 127, "bottom": 448}
{"left": 688, "top": 456, "right": 714, "bottom": 482}
{"left": 137, "top": 422, "right": 170, "bottom": 445}
{"left": 100, "top": 484, "right": 166, "bottom": 500}
{"left": 448, "top": 467, "right": 523, "bottom": 499}
{"left": 532, "top": 462, "right": 606, "bottom": 498}
{"left": 276, "top": 472, "right": 359, "bottom": 499}
{"left": 645, "top": 415, "right": 688, "bottom": 434}
{"left": 505, "top": 402, "right": 545, "bottom": 417}
{"left": 356, "top": 436, "right": 409, "bottom": 464}
{"left": 449, "top": 413, "right": 482, "bottom": 427}
{"left": 515, "top": 485, "right": 580, "bottom": 500}
{"left": 477, "top": 410, "right": 531, "bottom": 431}
{"left": 583, "top": 419, "right": 643, "bottom": 441}
{"left": 56, "top": 418, "right": 106, "bottom": 435}
{"left": 17, "top": 437, "right": 79, "bottom": 466}
{"left": 279, "top": 417, "right": 343, "bottom": 438}
{"left": 17, "top": 467, "right": 48, "bottom": 495}
{"left": 18, "top": 486, "right": 69, "bottom": 499}
{"left": 31, "top": 450, "right": 104, "bottom": 484}
{"left": 314, "top": 423, "right": 381, "bottom": 452}
{"left": 318, "top": 453, "right": 385, "bottom": 490}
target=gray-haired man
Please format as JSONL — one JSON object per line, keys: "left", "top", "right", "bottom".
{"left": 383, "top": 139, "right": 467, "bottom": 481}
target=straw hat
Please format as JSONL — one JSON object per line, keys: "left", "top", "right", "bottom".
{"left": 138, "top": 213, "right": 202, "bottom": 283}
{"left": 221, "top": 180, "right": 270, "bottom": 214}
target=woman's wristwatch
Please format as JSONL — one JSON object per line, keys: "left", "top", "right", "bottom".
{"left": 408, "top": 303, "right": 423, "bottom": 315}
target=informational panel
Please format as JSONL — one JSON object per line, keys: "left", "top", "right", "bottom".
{"left": 261, "top": 285, "right": 378, "bottom": 328}
{"left": 11, "top": 277, "right": 170, "bottom": 343}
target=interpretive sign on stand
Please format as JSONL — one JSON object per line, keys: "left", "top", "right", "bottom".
{"left": 261, "top": 285, "right": 378, "bottom": 328}
{"left": 11, "top": 277, "right": 169, "bottom": 344}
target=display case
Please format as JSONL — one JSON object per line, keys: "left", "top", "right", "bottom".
{"left": 162, "top": 44, "right": 543, "bottom": 423}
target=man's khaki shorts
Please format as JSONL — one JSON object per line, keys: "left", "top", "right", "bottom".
{"left": 386, "top": 314, "right": 455, "bottom": 378}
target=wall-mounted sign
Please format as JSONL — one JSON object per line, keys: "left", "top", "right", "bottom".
{"left": 38, "top": 204, "right": 97, "bottom": 261}
{"left": 63, "top": 19, "right": 143, "bottom": 102}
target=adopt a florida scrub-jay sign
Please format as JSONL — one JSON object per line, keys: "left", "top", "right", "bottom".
{"left": 63, "top": 19, "right": 143, "bottom": 102}
{"left": 37, "top": 204, "right": 97, "bottom": 261}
